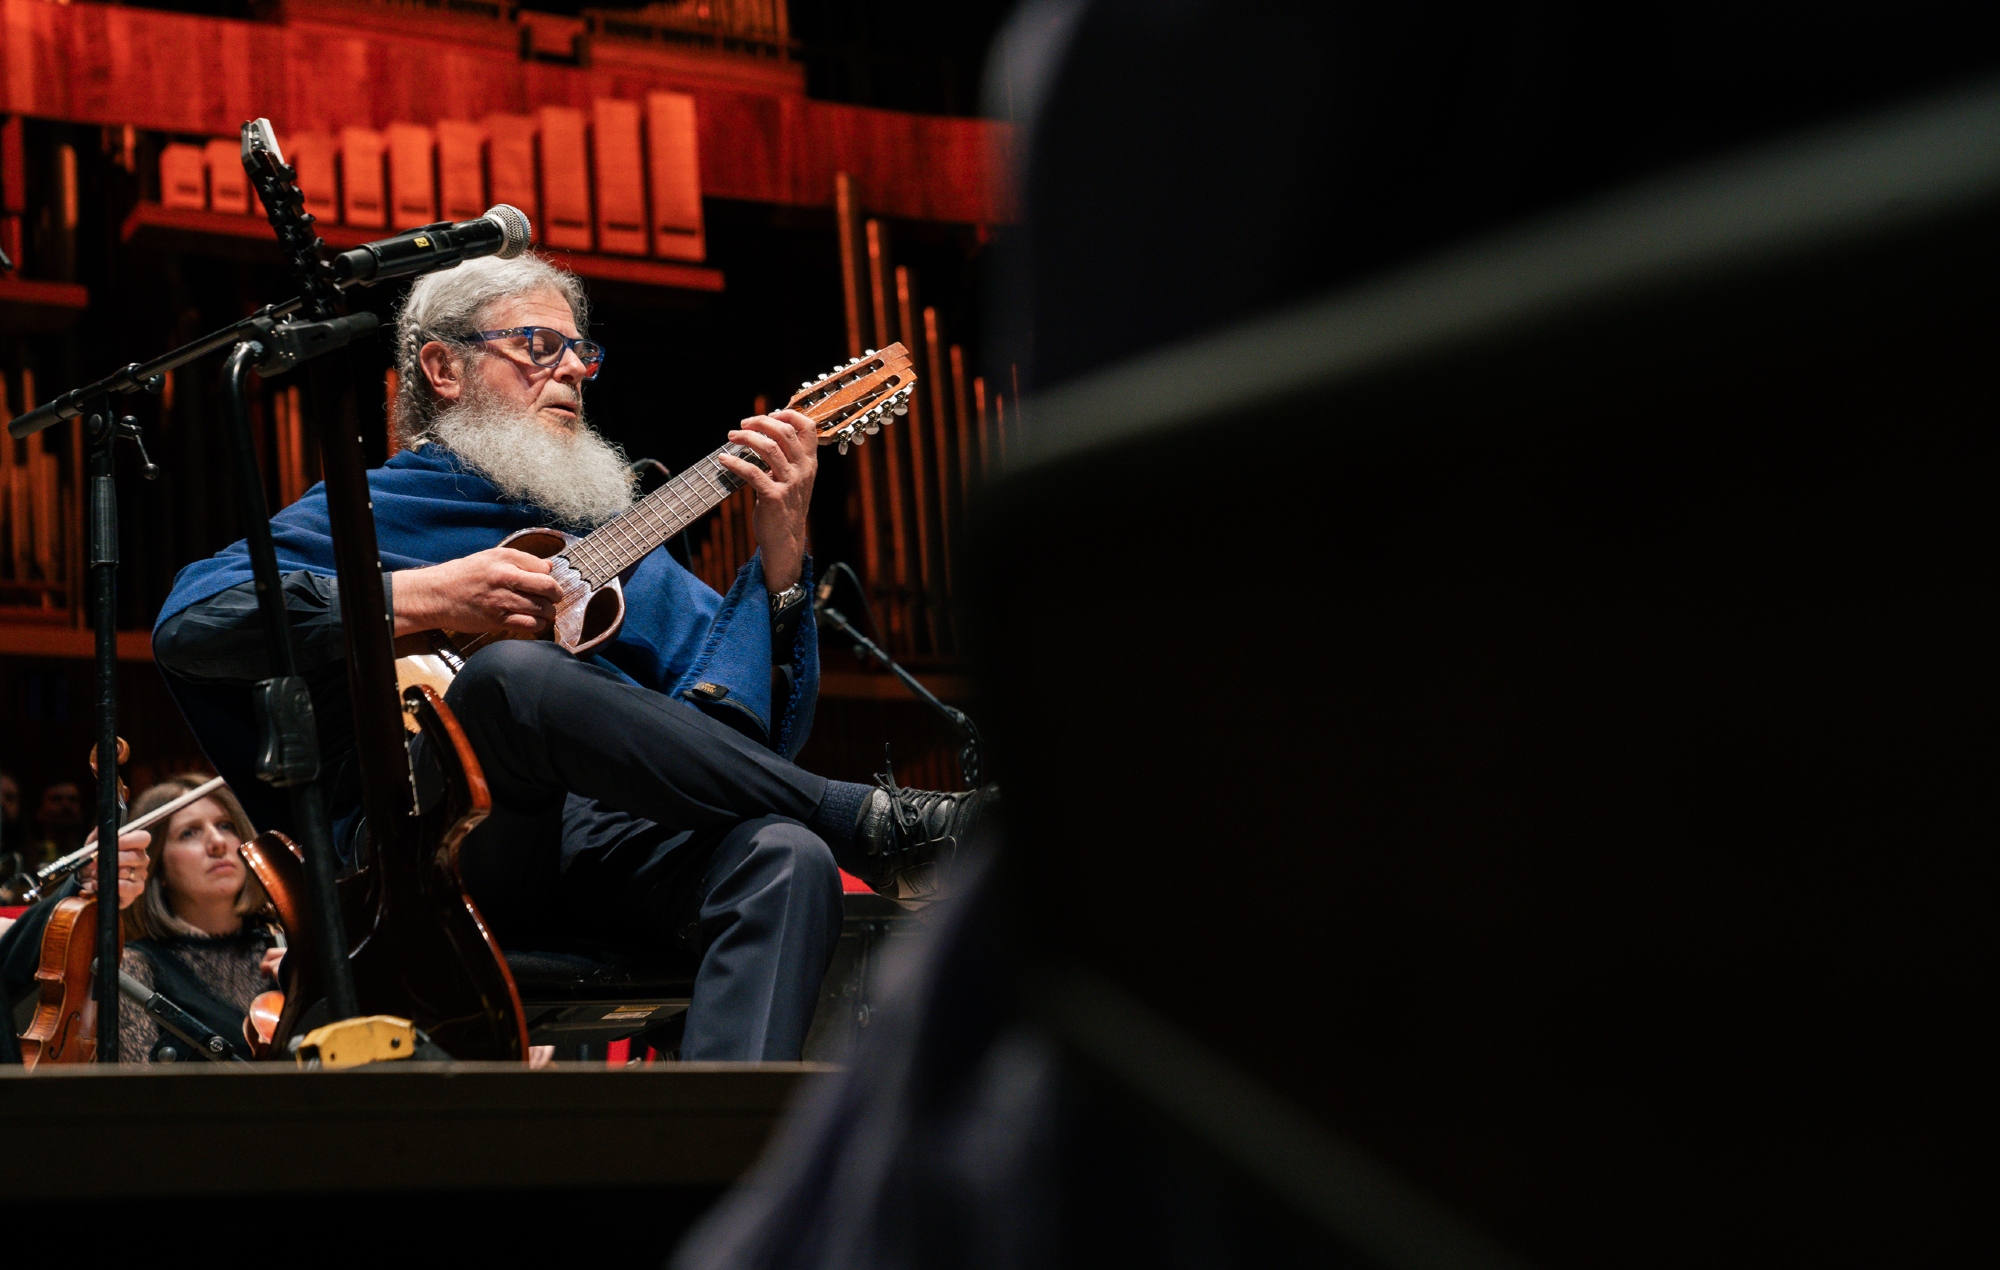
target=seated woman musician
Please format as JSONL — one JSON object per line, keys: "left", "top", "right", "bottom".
{"left": 117, "top": 776, "right": 282, "bottom": 1064}
{"left": 1, "top": 821, "right": 151, "bottom": 1065}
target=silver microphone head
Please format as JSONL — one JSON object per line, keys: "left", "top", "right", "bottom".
{"left": 484, "top": 204, "right": 532, "bottom": 259}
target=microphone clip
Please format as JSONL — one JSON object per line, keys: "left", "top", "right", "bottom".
{"left": 251, "top": 312, "right": 383, "bottom": 378}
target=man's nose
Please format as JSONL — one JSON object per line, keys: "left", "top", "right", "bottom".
{"left": 551, "top": 347, "right": 589, "bottom": 386}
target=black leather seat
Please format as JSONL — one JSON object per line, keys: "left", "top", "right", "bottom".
{"left": 506, "top": 946, "right": 699, "bottom": 1052}
{"left": 505, "top": 890, "right": 919, "bottom": 1056}
{"left": 506, "top": 948, "right": 701, "bottom": 1003}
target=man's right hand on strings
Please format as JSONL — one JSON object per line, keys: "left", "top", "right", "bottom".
{"left": 393, "top": 547, "right": 564, "bottom": 636}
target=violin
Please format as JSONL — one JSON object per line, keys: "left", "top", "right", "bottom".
{"left": 16, "top": 891, "right": 104, "bottom": 1066}
{"left": 16, "top": 740, "right": 130, "bottom": 1067}
{"left": 245, "top": 989, "right": 284, "bottom": 1058}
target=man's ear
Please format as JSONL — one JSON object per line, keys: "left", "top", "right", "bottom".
{"left": 418, "top": 340, "right": 466, "bottom": 402}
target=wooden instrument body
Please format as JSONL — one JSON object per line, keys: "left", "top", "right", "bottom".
{"left": 395, "top": 527, "right": 624, "bottom": 708}
{"left": 240, "top": 683, "right": 528, "bottom": 1059}
{"left": 15, "top": 896, "right": 102, "bottom": 1067}
{"left": 244, "top": 990, "right": 283, "bottom": 1058}
{"left": 19, "top": 738, "right": 132, "bottom": 1067}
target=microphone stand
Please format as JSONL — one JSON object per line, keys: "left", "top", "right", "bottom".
{"left": 81, "top": 404, "right": 154, "bottom": 1061}
{"left": 814, "top": 562, "right": 986, "bottom": 787}
{"left": 102, "top": 958, "right": 251, "bottom": 1064}
{"left": 6, "top": 299, "right": 372, "bottom": 1058}
{"left": 217, "top": 318, "right": 378, "bottom": 1025}
{"left": 6, "top": 297, "right": 310, "bottom": 442}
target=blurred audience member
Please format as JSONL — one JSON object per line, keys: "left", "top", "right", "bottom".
{"left": 117, "top": 777, "right": 281, "bottom": 1064}
{"left": 0, "top": 770, "right": 22, "bottom": 899}
{"left": 678, "top": 3, "right": 1991, "bottom": 1267}
{"left": 29, "top": 780, "right": 85, "bottom": 869}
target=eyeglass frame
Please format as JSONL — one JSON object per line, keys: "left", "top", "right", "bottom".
{"left": 473, "top": 326, "right": 607, "bottom": 379}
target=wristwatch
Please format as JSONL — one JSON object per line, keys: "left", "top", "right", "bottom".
{"left": 769, "top": 581, "right": 808, "bottom": 615}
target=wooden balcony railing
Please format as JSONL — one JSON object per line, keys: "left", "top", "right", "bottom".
{"left": 584, "top": 1, "right": 792, "bottom": 60}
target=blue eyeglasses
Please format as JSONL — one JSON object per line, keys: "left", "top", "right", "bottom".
{"left": 476, "top": 326, "right": 607, "bottom": 379}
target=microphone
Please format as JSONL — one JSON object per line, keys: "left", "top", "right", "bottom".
{"left": 330, "top": 204, "right": 532, "bottom": 286}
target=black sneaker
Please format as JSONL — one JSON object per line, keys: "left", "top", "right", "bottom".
{"left": 853, "top": 758, "right": 998, "bottom": 900}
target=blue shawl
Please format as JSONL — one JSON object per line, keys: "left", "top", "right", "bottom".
{"left": 155, "top": 446, "right": 817, "bottom": 822}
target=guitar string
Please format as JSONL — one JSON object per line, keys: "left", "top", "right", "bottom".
{"left": 553, "top": 396, "right": 869, "bottom": 586}
{"left": 569, "top": 443, "right": 744, "bottom": 585}
{"left": 424, "top": 365, "right": 889, "bottom": 636}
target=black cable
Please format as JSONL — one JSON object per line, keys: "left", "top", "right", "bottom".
{"left": 819, "top": 560, "right": 888, "bottom": 647}
{"left": 814, "top": 561, "right": 986, "bottom": 787}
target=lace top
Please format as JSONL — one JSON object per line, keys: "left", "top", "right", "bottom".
{"left": 117, "top": 926, "right": 279, "bottom": 1064}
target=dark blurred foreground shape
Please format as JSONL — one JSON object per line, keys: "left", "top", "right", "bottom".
{"left": 676, "top": 5, "right": 1994, "bottom": 1267}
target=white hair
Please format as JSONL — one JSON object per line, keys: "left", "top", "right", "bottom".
{"left": 393, "top": 253, "right": 590, "bottom": 444}
{"left": 427, "top": 383, "right": 636, "bottom": 527}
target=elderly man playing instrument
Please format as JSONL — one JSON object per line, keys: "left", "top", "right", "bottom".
{"left": 151, "top": 254, "right": 991, "bottom": 1062}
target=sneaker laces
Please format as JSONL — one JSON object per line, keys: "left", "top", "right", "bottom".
{"left": 871, "top": 747, "right": 960, "bottom": 892}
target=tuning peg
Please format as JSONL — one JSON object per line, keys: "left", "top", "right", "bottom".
{"left": 865, "top": 420, "right": 881, "bottom": 434}
{"left": 864, "top": 349, "right": 876, "bottom": 356}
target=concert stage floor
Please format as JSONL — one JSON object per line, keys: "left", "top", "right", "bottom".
{"left": 3, "top": 1063, "right": 824, "bottom": 1259}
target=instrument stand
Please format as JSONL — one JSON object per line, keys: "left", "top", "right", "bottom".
{"left": 84, "top": 404, "right": 158, "bottom": 1061}
{"left": 815, "top": 564, "right": 986, "bottom": 788}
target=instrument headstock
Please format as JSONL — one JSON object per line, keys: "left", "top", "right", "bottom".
{"left": 783, "top": 342, "right": 918, "bottom": 455}
{"left": 88, "top": 737, "right": 131, "bottom": 815}
{"left": 88, "top": 740, "right": 132, "bottom": 808}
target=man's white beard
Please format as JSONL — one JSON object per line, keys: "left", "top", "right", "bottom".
{"left": 426, "top": 390, "right": 634, "bottom": 527}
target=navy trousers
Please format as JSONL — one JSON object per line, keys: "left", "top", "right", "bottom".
{"left": 438, "top": 640, "right": 844, "bottom": 1061}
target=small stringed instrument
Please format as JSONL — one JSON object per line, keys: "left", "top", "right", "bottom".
{"left": 16, "top": 740, "right": 130, "bottom": 1067}
{"left": 394, "top": 346, "right": 917, "bottom": 704}
{"left": 17, "top": 898, "right": 104, "bottom": 1067}
{"left": 244, "top": 989, "right": 284, "bottom": 1058}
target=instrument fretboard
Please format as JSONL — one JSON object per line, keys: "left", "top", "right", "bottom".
{"left": 563, "top": 442, "right": 760, "bottom": 584}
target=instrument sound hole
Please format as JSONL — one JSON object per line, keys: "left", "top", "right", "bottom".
{"left": 581, "top": 587, "right": 621, "bottom": 644}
